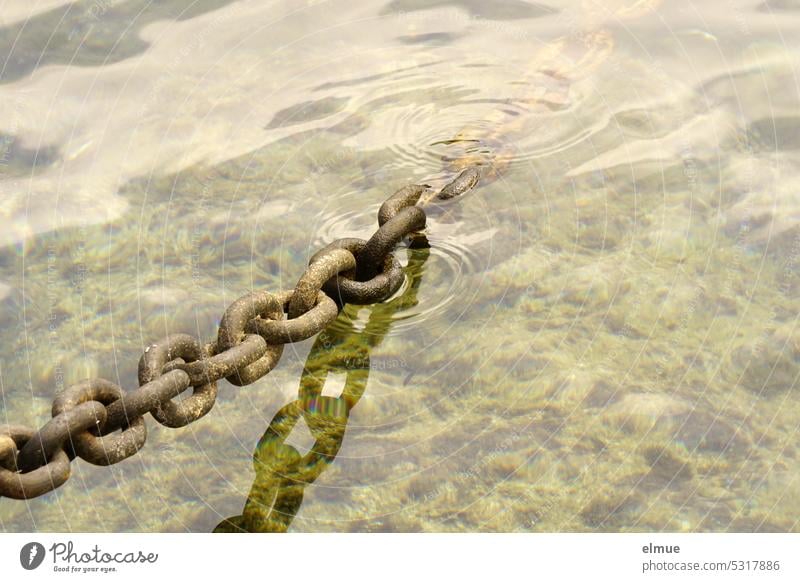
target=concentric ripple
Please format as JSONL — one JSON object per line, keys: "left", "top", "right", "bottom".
{"left": 332, "top": 59, "right": 558, "bottom": 182}
{"left": 311, "top": 199, "right": 488, "bottom": 338}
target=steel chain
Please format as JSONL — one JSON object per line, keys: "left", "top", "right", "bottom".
{"left": 310, "top": 238, "right": 405, "bottom": 305}
{"left": 52, "top": 379, "right": 148, "bottom": 466}
{"left": 216, "top": 241, "right": 431, "bottom": 532}
{"left": 0, "top": 168, "right": 480, "bottom": 500}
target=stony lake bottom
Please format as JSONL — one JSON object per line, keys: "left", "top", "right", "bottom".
{"left": 0, "top": 0, "right": 799, "bottom": 532}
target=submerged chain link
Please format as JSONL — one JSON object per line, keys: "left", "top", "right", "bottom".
{"left": 0, "top": 168, "right": 481, "bottom": 500}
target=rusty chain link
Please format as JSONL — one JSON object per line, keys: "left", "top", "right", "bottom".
{"left": 0, "top": 167, "right": 481, "bottom": 500}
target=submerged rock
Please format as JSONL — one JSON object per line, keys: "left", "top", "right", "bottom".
{"left": 604, "top": 392, "right": 692, "bottom": 434}
{"left": 580, "top": 491, "right": 644, "bottom": 529}
{"left": 640, "top": 444, "right": 694, "bottom": 489}
{"left": 728, "top": 324, "right": 800, "bottom": 396}
{"left": 667, "top": 410, "right": 752, "bottom": 457}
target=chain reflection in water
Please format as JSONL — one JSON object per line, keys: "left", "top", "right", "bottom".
{"left": 215, "top": 244, "right": 430, "bottom": 533}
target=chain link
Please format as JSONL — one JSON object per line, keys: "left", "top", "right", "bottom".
{"left": 287, "top": 248, "right": 356, "bottom": 318}
{"left": 0, "top": 425, "right": 71, "bottom": 499}
{"left": 0, "top": 167, "right": 480, "bottom": 500}
{"left": 16, "top": 402, "right": 107, "bottom": 473}
{"left": 52, "top": 379, "right": 147, "bottom": 466}
{"left": 310, "top": 238, "right": 405, "bottom": 305}
{"left": 377, "top": 184, "right": 429, "bottom": 226}
{"left": 135, "top": 334, "right": 216, "bottom": 427}
{"left": 248, "top": 289, "right": 339, "bottom": 344}
{"left": 436, "top": 166, "right": 482, "bottom": 200}
{"left": 356, "top": 206, "right": 427, "bottom": 280}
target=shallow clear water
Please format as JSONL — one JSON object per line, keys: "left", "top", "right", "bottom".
{"left": 0, "top": 0, "right": 799, "bottom": 532}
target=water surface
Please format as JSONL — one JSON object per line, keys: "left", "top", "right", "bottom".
{"left": 0, "top": 0, "right": 799, "bottom": 532}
